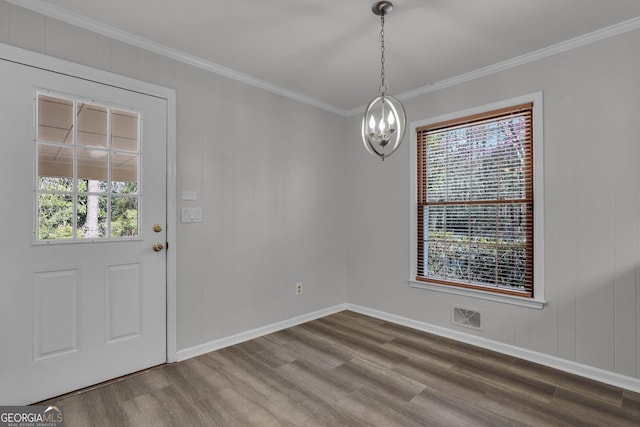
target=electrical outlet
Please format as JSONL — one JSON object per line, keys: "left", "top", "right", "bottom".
{"left": 295, "top": 282, "right": 303, "bottom": 296}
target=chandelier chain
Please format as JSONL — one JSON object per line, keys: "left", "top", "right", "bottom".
{"left": 379, "top": 15, "right": 386, "bottom": 94}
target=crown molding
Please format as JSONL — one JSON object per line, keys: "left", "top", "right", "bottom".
{"left": 8, "top": 1, "right": 640, "bottom": 118}
{"left": 6, "top": 0, "right": 350, "bottom": 116}
{"left": 344, "top": 15, "right": 640, "bottom": 117}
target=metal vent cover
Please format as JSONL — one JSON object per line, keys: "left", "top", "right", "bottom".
{"left": 452, "top": 306, "right": 482, "bottom": 330}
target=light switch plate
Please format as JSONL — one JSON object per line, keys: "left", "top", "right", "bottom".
{"left": 181, "top": 190, "right": 198, "bottom": 201}
{"left": 181, "top": 207, "right": 203, "bottom": 223}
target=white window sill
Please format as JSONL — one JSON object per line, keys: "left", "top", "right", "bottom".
{"left": 408, "top": 279, "right": 547, "bottom": 310}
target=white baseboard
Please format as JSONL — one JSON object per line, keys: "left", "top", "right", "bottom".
{"left": 175, "top": 304, "right": 347, "bottom": 361}
{"left": 346, "top": 303, "right": 640, "bottom": 393}
{"left": 175, "top": 301, "right": 640, "bottom": 393}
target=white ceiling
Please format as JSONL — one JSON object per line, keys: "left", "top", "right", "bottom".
{"left": 12, "top": 0, "right": 640, "bottom": 115}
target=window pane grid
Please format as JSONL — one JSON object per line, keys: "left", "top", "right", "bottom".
{"left": 35, "top": 92, "right": 140, "bottom": 242}
{"left": 417, "top": 103, "right": 534, "bottom": 297}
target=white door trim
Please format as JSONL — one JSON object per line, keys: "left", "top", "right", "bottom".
{"left": 0, "top": 42, "right": 178, "bottom": 363}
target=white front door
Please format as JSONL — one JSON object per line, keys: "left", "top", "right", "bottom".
{"left": 0, "top": 58, "right": 167, "bottom": 404}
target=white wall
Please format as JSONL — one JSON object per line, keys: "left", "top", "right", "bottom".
{"left": 347, "top": 28, "right": 640, "bottom": 379}
{"left": 0, "top": 1, "right": 349, "bottom": 352}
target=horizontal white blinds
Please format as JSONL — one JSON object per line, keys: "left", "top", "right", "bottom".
{"left": 416, "top": 103, "right": 534, "bottom": 297}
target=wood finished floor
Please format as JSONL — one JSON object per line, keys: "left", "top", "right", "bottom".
{"left": 41, "top": 311, "right": 640, "bottom": 426}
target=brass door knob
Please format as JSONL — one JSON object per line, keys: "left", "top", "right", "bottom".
{"left": 152, "top": 242, "right": 164, "bottom": 252}
{"left": 153, "top": 224, "right": 163, "bottom": 233}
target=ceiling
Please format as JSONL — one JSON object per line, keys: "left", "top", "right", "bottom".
{"left": 12, "top": 0, "right": 640, "bottom": 115}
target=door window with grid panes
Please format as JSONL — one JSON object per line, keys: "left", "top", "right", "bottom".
{"left": 36, "top": 92, "right": 140, "bottom": 241}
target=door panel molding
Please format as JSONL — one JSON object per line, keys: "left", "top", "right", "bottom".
{"left": 106, "top": 263, "right": 141, "bottom": 343}
{"left": 33, "top": 269, "right": 80, "bottom": 361}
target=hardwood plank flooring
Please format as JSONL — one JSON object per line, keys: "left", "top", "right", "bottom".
{"left": 39, "top": 311, "right": 640, "bottom": 426}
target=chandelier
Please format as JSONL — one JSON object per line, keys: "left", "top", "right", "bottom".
{"left": 361, "top": 1, "right": 407, "bottom": 161}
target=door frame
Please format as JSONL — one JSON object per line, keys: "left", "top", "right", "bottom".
{"left": 0, "top": 42, "right": 178, "bottom": 363}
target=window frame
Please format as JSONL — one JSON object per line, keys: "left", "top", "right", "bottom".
{"left": 33, "top": 89, "right": 143, "bottom": 244}
{"left": 409, "top": 93, "right": 545, "bottom": 309}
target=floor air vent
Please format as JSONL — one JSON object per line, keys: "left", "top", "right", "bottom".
{"left": 452, "top": 306, "right": 482, "bottom": 330}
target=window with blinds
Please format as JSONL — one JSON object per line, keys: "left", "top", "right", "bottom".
{"left": 416, "top": 103, "right": 534, "bottom": 297}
